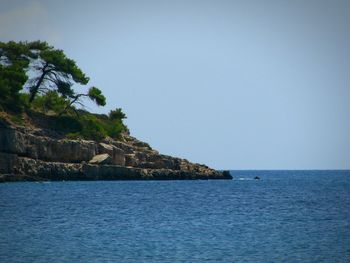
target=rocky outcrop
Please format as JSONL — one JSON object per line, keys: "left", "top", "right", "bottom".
{"left": 0, "top": 122, "right": 232, "bottom": 182}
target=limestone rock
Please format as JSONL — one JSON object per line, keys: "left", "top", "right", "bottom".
{"left": 0, "top": 127, "right": 97, "bottom": 163}
{"left": 98, "top": 143, "right": 125, "bottom": 165}
{"left": 0, "top": 127, "right": 27, "bottom": 155}
{"left": 89, "top": 153, "right": 112, "bottom": 165}
{"left": 112, "top": 147, "right": 126, "bottom": 166}
{"left": 0, "top": 121, "right": 233, "bottom": 181}
{"left": 98, "top": 143, "right": 114, "bottom": 155}
{"left": 125, "top": 154, "right": 138, "bottom": 167}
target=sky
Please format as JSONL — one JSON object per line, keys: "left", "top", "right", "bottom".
{"left": 1, "top": 0, "right": 349, "bottom": 169}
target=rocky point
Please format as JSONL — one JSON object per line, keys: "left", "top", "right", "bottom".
{"left": 0, "top": 118, "right": 232, "bottom": 182}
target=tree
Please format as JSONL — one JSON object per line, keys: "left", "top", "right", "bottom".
{"left": 109, "top": 108, "right": 126, "bottom": 120}
{"left": 0, "top": 41, "right": 30, "bottom": 111}
{"left": 26, "top": 41, "right": 90, "bottom": 103}
{"left": 0, "top": 41, "right": 105, "bottom": 113}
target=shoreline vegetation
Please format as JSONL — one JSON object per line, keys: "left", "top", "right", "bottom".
{"left": 0, "top": 41, "right": 232, "bottom": 182}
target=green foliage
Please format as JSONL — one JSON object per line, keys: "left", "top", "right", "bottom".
{"left": 76, "top": 111, "right": 127, "bottom": 141}
{"left": 109, "top": 108, "right": 126, "bottom": 120}
{"left": 88, "top": 87, "right": 106, "bottom": 106}
{"left": 0, "top": 41, "right": 31, "bottom": 63}
{"left": 104, "top": 119, "right": 126, "bottom": 139}
{"left": 32, "top": 110, "right": 128, "bottom": 141}
{"left": 9, "top": 112, "right": 25, "bottom": 125}
{"left": 25, "top": 110, "right": 83, "bottom": 134}
{"left": 31, "top": 91, "right": 69, "bottom": 114}
{"left": 79, "top": 115, "right": 107, "bottom": 141}
{"left": 0, "top": 40, "right": 128, "bottom": 142}
{"left": 40, "top": 49, "right": 89, "bottom": 85}
{"left": 56, "top": 81, "right": 74, "bottom": 98}
{"left": 0, "top": 65, "right": 28, "bottom": 112}
{"left": 0, "top": 40, "right": 100, "bottom": 110}
{"left": 27, "top": 45, "right": 90, "bottom": 102}
{"left": 54, "top": 115, "right": 82, "bottom": 133}
{"left": 0, "top": 41, "right": 30, "bottom": 112}
{"left": 26, "top": 40, "right": 51, "bottom": 52}
{"left": 26, "top": 42, "right": 90, "bottom": 102}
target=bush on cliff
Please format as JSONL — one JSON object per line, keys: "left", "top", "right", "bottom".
{"left": 30, "top": 91, "right": 68, "bottom": 115}
{"left": 76, "top": 109, "right": 127, "bottom": 141}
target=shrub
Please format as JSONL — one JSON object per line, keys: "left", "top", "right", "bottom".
{"left": 55, "top": 115, "right": 82, "bottom": 133}
{"left": 79, "top": 115, "right": 107, "bottom": 141}
{"left": 31, "top": 91, "right": 68, "bottom": 114}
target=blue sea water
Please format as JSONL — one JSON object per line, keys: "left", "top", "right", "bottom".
{"left": 0, "top": 170, "right": 349, "bottom": 262}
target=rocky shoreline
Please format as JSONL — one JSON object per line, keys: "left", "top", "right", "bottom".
{"left": 0, "top": 121, "right": 232, "bottom": 182}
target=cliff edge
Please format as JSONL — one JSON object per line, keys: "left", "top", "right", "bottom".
{"left": 0, "top": 116, "right": 232, "bottom": 182}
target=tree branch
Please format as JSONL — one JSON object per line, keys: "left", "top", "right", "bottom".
{"left": 58, "top": 93, "right": 88, "bottom": 116}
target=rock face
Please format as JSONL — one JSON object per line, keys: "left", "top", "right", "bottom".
{"left": 0, "top": 126, "right": 97, "bottom": 163}
{"left": 89, "top": 153, "right": 112, "bottom": 165}
{"left": 0, "top": 121, "right": 232, "bottom": 182}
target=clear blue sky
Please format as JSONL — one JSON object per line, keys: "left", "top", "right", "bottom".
{"left": 1, "top": 0, "right": 349, "bottom": 169}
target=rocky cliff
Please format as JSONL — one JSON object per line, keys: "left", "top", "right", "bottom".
{"left": 0, "top": 119, "right": 232, "bottom": 182}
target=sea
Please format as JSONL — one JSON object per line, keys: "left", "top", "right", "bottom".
{"left": 0, "top": 170, "right": 349, "bottom": 262}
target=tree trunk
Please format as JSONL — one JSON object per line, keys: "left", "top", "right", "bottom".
{"left": 29, "top": 63, "right": 49, "bottom": 103}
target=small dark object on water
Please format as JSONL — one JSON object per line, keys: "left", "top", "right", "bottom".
{"left": 254, "top": 176, "right": 260, "bottom": 180}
